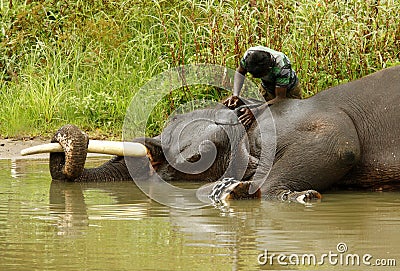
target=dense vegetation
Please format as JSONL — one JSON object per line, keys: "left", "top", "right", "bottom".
{"left": 1, "top": 0, "right": 399, "bottom": 138}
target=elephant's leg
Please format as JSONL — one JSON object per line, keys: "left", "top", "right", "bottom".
{"left": 210, "top": 113, "right": 360, "bottom": 204}
{"left": 262, "top": 112, "right": 360, "bottom": 203}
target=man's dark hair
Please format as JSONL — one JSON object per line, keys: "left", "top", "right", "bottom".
{"left": 243, "top": 50, "right": 273, "bottom": 78}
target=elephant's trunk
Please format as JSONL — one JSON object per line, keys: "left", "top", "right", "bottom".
{"left": 47, "top": 125, "right": 148, "bottom": 182}
{"left": 49, "top": 124, "right": 89, "bottom": 181}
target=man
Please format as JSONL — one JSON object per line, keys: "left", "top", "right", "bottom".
{"left": 224, "top": 46, "right": 301, "bottom": 126}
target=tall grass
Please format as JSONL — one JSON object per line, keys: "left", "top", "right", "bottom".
{"left": 0, "top": 0, "right": 399, "bottom": 138}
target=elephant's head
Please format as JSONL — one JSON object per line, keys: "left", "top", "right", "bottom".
{"left": 139, "top": 108, "right": 254, "bottom": 182}
{"left": 49, "top": 108, "right": 257, "bottom": 183}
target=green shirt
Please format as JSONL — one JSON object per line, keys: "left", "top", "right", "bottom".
{"left": 240, "top": 46, "right": 298, "bottom": 93}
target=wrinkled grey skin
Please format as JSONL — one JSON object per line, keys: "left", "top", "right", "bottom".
{"left": 50, "top": 66, "right": 400, "bottom": 201}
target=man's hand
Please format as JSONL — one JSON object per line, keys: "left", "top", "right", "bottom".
{"left": 223, "top": 95, "right": 240, "bottom": 110}
{"left": 238, "top": 102, "right": 270, "bottom": 127}
{"left": 266, "top": 96, "right": 284, "bottom": 106}
{"left": 238, "top": 107, "right": 255, "bottom": 127}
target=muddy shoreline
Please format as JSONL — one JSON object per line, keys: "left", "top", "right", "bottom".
{"left": 0, "top": 138, "right": 50, "bottom": 160}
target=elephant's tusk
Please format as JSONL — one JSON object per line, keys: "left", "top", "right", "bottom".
{"left": 20, "top": 140, "right": 148, "bottom": 157}
{"left": 87, "top": 140, "right": 148, "bottom": 157}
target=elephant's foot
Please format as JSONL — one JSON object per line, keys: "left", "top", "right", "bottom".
{"left": 208, "top": 179, "right": 322, "bottom": 205}
{"left": 208, "top": 178, "right": 261, "bottom": 204}
{"left": 279, "top": 189, "right": 322, "bottom": 204}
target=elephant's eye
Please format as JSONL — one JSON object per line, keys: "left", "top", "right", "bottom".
{"left": 186, "top": 153, "right": 201, "bottom": 163}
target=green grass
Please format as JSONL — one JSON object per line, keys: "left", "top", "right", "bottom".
{"left": 0, "top": 0, "right": 399, "bottom": 138}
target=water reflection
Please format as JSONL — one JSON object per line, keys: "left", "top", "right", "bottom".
{"left": 1, "top": 159, "right": 399, "bottom": 271}
{"left": 47, "top": 178, "right": 400, "bottom": 270}
{"left": 49, "top": 181, "right": 152, "bottom": 236}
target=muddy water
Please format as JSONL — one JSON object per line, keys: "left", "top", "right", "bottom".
{"left": 0, "top": 158, "right": 399, "bottom": 271}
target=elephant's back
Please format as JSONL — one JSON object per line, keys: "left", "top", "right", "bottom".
{"left": 316, "top": 65, "right": 400, "bottom": 104}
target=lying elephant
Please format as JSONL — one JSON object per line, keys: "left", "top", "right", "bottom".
{"left": 25, "top": 66, "right": 400, "bottom": 203}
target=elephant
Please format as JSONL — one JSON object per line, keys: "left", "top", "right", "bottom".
{"left": 29, "top": 65, "right": 400, "bottom": 203}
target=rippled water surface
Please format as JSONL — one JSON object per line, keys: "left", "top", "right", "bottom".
{"left": 0, "top": 158, "right": 399, "bottom": 271}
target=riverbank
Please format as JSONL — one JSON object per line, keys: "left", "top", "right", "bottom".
{"left": 0, "top": 137, "right": 50, "bottom": 160}
{"left": 1, "top": 1, "right": 399, "bottom": 138}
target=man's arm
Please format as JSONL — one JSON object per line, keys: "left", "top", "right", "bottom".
{"left": 267, "top": 86, "right": 287, "bottom": 105}
{"left": 224, "top": 66, "right": 247, "bottom": 109}
{"left": 233, "top": 66, "right": 247, "bottom": 96}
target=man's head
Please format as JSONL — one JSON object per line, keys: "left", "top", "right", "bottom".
{"left": 242, "top": 50, "right": 273, "bottom": 78}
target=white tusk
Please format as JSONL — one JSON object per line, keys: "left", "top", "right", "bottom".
{"left": 88, "top": 140, "right": 148, "bottom": 157}
{"left": 20, "top": 140, "right": 148, "bottom": 157}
